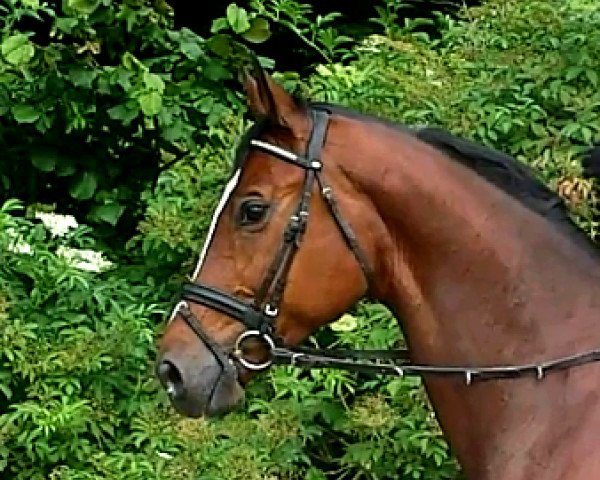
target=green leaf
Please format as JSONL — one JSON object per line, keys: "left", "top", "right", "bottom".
{"left": 585, "top": 69, "right": 598, "bottom": 87}
{"left": 181, "top": 41, "right": 202, "bottom": 60}
{"left": 202, "top": 60, "right": 232, "bottom": 82}
{"left": 197, "top": 96, "right": 214, "bottom": 114}
{"left": 0, "top": 382, "right": 12, "bottom": 399}
{"left": 330, "top": 313, "right": 358, "bottom": 332}
{"left": 565, "top": 66, "right": 582, "bottom": 82}
{"left": 161, "top": 120, "right": 192, "bottom": 142}
{"left": 68, "top": 67, "right": 97, "bottom": 88}
{"left": 122, "top": 52, "right": 141, "bottom": 70}
{"left": 305, "top": 467, "right": 327, "bottom": 480}
{"left": 90, "top": 203, "right": 125, "bottom": 226}
{"left": 143, "top": 71, "right": 165, "bottom": 93}
{"left": 226, "top": 3, "right": 251, "bottom": 34}
{"left": 107, "top": 104, "right": 139, "bottom": 124}
{"left": 69, "top": 172, "right": 97, "bottom": 200}
{"left": 107, "top": 104, "right": 128, "bottom": 120}
{"left": 56, "top": 157, "right": 76, "bottom": 177}
{"left": 67, "top": 0, "right": 100, "bottom": 15}
{"left": 138, "top": 92, "right": 162, "bottom": 116}
{"left": 54, "top": 17, "right": 78, "bottom": 34}
{"left": 582, "top": 126, "right": 593, "bottom": 144}
{"left": 207, "top": 34, "right": 233, "bottom": 58}
{"left": 210, "top": 17, "right": 229, "bottom": 34}
{"left": 112, "top": 68, "right": 134, "bottom": 90}
{"left": 530, "top": 122, "right": 547, "bottom": 138}
{"left": 206, "top": 103, "right": 230, "bottom": 127}
{"left": 11, "top": 105, "right": 39, "bottom": 123}
{"left": 30, "top": 148, "right": 59, "bottom": 172}
{"left": 2, "top": 34, "right": 35, "bottom": 66}
{"left": 242, "top": 18, "right": 271, "bottom": 44}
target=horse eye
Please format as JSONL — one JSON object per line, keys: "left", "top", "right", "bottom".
{"left": 238, "top": 199, "right": 269, "bottom": 226}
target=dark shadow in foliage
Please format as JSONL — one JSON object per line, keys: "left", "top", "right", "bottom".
{"left": 582, "top": 146, "right": 600, "bottom": 179}
{"left": 168, "top": 0, "right": 480, "bottom": 74}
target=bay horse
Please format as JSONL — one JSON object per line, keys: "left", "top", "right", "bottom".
{"left": 157, "top": 68, "right": 600, "bottom": 479}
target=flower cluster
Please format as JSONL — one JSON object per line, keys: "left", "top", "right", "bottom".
{"left": 56, "top": 246, "right": 114, "bottom": 273}
{"left": 34, "top": 212, "right": 78, "bottom": 237}
{"left": 5, "top": 228, "right": 33, "bottom": 255}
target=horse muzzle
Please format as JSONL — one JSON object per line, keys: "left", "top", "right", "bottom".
{"left": 156, "top": 345, "right": 244, "bottom": 418}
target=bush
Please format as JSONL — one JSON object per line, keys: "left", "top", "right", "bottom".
{"left": 135, "top": 0, "right": 600, "bottom": 478}
{"left": 2, "top": 0, "right": 600, "bottom": 478}
{"left": 0, "top": 0, "right": 255, "bottom": 239}
{"left": 0, "top": 199, "right": 170, "bottom": 478}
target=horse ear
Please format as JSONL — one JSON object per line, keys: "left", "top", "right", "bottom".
{"left": 242, "top": 65, "right": 304, "bottom": 128}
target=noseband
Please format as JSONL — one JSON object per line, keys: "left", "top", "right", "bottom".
{"left": 170, "top": 107, "right": 600, "bottom": 385}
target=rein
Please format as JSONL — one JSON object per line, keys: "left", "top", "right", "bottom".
{"left": 267, "top": 344, "right": 600, "bottom": 385}
{"left": 171, "top": 107, "right": 600, "bottom": 385}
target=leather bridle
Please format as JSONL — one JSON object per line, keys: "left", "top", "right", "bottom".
{"left": 174, "top": 108, "right": 373, "bottom": 369}
{"left": 170, "top": 106, "right": 600, "bottom": 385}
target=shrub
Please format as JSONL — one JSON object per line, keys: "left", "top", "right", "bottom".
{"left": 3, "top": 0, "right": 599, "bottom": 478}
{"left": 0, "top": 199, "right": 172, "bottom": 478}
{"left": 0, "top": 0, "right": 255, "bottom": 239}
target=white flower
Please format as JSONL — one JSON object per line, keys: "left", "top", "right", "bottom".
{"left": 9, "top": 240, "right": 33, "bottom": 255}
{"left": 56, "top": 246, "right": 113, "bottom": 273}
{"left": 4, "top": 228, "right": 33, "bottom": 255}
{"left": 35, "top": 211, "right": 79, "bottom": 237}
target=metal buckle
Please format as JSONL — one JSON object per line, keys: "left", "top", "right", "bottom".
{"left": 264, "top": 304, "right": 279, "bottom": 317}
{"left": 233, "top": 330, "right": 276, "bottom": 371}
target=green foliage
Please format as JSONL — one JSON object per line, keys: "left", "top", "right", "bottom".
{"left": 249, "top": 0, "right": 353, "bottom": 62}
{"left": 0, "top": 200, "right": 170, "bottom": 478}
{"left": 370, "top": 0, "right": 435, "bottom": 41}
{"left": 3, "top": 0, "right": 600, "bottom": 478}
{"left": 0, "top": 0, "right": 255, "bottom": 233}
{"left": 254, "top": 303, "right": 459, "bottom": 479}
{"left": 129, "top": 115, "right": 246, "bottom": 269}
{"left": 135, "top": 1, "right": 600, "bottom": 477}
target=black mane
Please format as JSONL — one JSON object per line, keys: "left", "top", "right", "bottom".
{"left": 582, "top": 145, "right": 600, "bottom": 178}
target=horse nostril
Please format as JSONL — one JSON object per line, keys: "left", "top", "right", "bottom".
{"left": 157, "top": 360, "right": 184, "bottom": 400}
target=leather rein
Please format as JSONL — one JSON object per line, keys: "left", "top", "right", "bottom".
{"left": 171, "top": 107, "right": 600, "bottom": 385}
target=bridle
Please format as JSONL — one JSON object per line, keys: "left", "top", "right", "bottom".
{"left": 174, "top": 108, "right": 373, "bottom": 368}
{"left": 170, "top": 106, "right": 600, "bottom": 386}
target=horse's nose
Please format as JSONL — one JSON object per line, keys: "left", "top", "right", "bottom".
{"left": 156, "top": 360, "right": 184, "bottom": 400}
{"left": 156, "top": 346, "right": 244, "bottom": 417}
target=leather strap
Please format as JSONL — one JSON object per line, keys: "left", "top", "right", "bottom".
{"left": 181, "top": 283, "right": 265, "bottom": 331}
{"left": 316, "top": 174, "right": 375, "bottom": 294}
{"left": 270, "top": 344, "right": 600, "bottom": 385}
{"left": 253, "top": 109, "right": 333, "bottom": 322}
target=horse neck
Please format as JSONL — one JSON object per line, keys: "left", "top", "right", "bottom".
{"left": 330, "top": 116, "right": 600, "bottom": 477}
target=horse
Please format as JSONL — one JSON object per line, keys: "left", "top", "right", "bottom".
{"left": 156, "top": 68, "right": 600, "bottom": 480}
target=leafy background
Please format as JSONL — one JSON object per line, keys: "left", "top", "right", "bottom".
{"left": 1, "top": 0, "right": 599, "bottom": 478}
